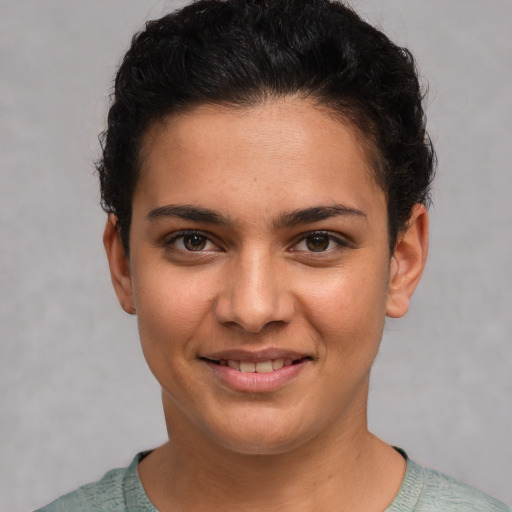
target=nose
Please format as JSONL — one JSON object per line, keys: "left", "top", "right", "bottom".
{"left": 214, "top": 250, "right": 295, "bottom": 333}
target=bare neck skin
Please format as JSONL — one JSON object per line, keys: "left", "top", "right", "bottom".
{"left": 138, "top": 383, "right": 406, "bottom": 512}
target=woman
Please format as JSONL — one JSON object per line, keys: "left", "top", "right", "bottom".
{"left": 35, "top": 0, "right": 509, "bottom": 510}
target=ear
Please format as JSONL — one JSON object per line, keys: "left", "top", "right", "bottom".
{"left": 103, "top": 214, "right": 136, "bottom": 315}
{"left": 386, "top": 204, "right": 429, "bottom": 318}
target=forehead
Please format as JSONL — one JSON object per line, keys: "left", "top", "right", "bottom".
{"left": 135, "top": 98, "right": 385, "bottom": 224}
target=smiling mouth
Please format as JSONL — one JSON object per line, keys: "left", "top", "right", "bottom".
{"left": 202, "top": 357, "right": 311, "bottom": 373}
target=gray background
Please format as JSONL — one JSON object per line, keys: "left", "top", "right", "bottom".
{"left": 1, "top": 1, "right": 511, "bottom": 510}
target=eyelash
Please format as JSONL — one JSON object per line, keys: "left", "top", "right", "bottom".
{"left": 166, "top": 231, "right": 221, "bottom": 252}
{"left": 290, "top": 231, "right": 348, "bottom": 253}
{"left": 164, "top": 230, "right": 347, "bottom": 254}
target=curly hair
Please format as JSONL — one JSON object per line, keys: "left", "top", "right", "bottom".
{"left": 98, "top": 0, "right": 435, "bottom": 254}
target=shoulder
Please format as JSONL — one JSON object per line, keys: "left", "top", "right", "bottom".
{"left": 34, "top": 467, "right": 125, "bottom": 512}
{"left": 418, "top": 465, "right": 510, "bottom": 512}
{"left": 33, "top": 453, "right": 156, "bottom": 512}
{"left": 388, "top": 453, "right": 511, "bottom": 512}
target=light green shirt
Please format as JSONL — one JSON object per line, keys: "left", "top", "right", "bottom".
{"left": 35, "top": 451, "right": 510, "bottom": 511}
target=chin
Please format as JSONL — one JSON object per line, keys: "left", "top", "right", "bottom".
{"left": 206, "top": 411, "right": 316, "bottom": 456}
{"left": 162, "top": 387, "right": 324, "bottom": 457}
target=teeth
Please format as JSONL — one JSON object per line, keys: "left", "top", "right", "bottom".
{"left": 227, "top": 360, "right": 240, "bottom": 370}
{"left": 271, "top": 359, "right": 284, "bottom": 370}
{"left": 223, "top": 358, "right": 296, "bottom": 373}
{"left": 240, "top": 361, "right": 256, "bottom": 373}
{"left": 255, "top": 361, "right": 273, "bottom": 373}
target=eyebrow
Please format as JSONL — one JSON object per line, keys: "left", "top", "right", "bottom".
{"left": 273, "top": 204, "right": 367, "bottom": 229}
{"left": 145, "top": 203, "right": 366, "bottom": 228}
{"left": 146, "top": 204, "right": 232, "bottom": 226}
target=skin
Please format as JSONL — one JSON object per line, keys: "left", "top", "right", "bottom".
{"left": 104, "top": 98, "right": 428, "bottom": 511}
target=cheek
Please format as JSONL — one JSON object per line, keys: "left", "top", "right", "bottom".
{"left": 132, "top": 274, "right": 212, "bottom": 399}
{"left": 131, "top": 266, "right": 217, "bottom": 358}
{"left": 298, "top": 261, "right": 390, "bottom": 347}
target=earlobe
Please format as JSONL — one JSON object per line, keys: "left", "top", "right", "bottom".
{"left": 103, "top": 215, "right": 136, "bottom": 315}
{"left": 386, "top": 204, "right": 429, "bottom": 318}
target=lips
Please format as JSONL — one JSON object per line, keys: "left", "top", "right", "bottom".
{"left": 208, "top": 357, "right": 307, "bottom": 373}
{"left": 200, "top": 350, "right": 312, "bottom": 392}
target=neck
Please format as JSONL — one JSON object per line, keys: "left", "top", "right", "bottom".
{"left": 138, "top": 393, "right": 406, "bottom": 512}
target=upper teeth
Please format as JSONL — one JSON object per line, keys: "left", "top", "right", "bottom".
{"left": 221, "top": 358, "right": 293, "bottom": 373}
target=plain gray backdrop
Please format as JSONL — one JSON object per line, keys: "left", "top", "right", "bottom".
{"left": 1, "top": 1, "right": 511, "bottom": 510}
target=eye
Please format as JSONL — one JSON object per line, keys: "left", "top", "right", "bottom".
{"left": 304, "top": 233, "right": 330, "bottom": 252}
{"left": 168, "top": 231, "right": 219, "bottom": 252}
{"left": 182, "top": 233, "right": 207, "bottom": 251}
{"left": 292, "top": 231, "right": 345, "bottom": 253}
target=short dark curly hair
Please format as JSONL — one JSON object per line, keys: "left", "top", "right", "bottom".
{"left": 98, "top": 0, "right": 435, "bottom": 254}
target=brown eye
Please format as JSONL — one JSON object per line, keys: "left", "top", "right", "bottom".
{"left": 183, "top": 234, "right": 207, "bottom": 251}
{"left": 305, "top": 234, "right": 330, "bottom": 252}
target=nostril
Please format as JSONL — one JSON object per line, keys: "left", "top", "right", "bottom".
{"left": 214, "top": 294, "right": 295, "bottom": 334}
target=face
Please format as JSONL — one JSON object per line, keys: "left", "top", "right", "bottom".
{"left": 106, "top": 98, "right": 425, "bottom": 455}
